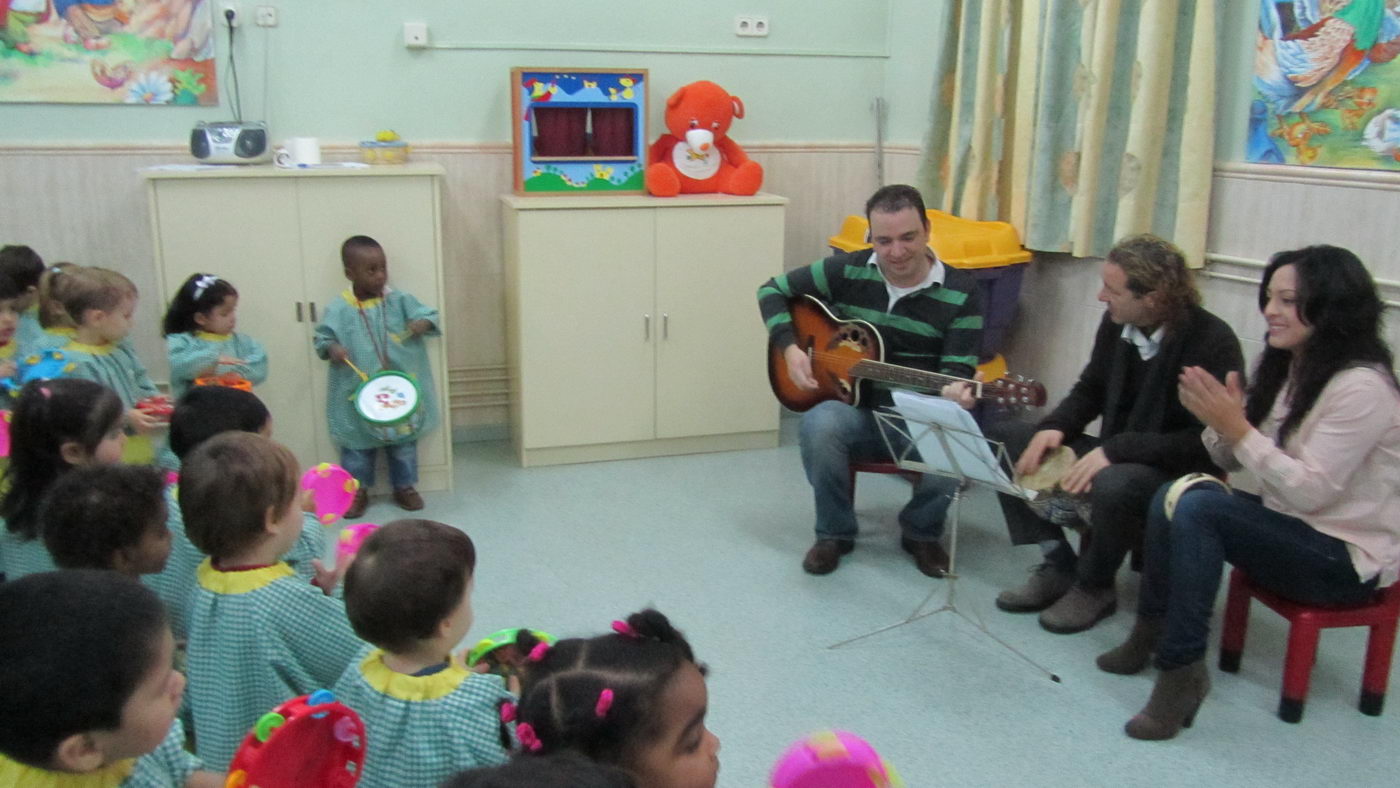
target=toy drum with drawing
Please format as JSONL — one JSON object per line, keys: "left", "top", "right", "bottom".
{"left": 350, "top": 367, "right": 424, "bottom": 443}
{"left": 1016, "top": 445, "right": 1092, "bottom": 526}
{"left": 226, "top": 689, "right": 366, "bottom": 788}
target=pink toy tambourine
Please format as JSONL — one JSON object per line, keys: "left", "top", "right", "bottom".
{"left": 770, "top": 730, "right": 904, "bottom": 788}
{"left": 0, "top": 410, "right": 10, "bottom": 458}
{"left": 336, "top": 522, "right": 380, "bottom": 565}
{"left": 301, "top": 463, "right": 361, "bottom": 525}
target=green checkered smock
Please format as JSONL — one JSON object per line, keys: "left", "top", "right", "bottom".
{"left": 164, "top": 331, "right": 269, "bottom": 400}
{"left": 0, "top": 718, "right": 203, "bottom": 786}
{"left": 0, "top": 525, "right": 56, "bottom": 580}
{"left": 186, "top": 561, "right": 364, "bottom": 770}
{"left": 331, "top": 650, "right": 512, "bottom": 788}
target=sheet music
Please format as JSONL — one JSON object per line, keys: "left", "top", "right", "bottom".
{"left": 889, "top": 391, "right": 1028, "bottom": 497}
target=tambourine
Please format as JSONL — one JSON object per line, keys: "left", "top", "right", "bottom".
{"left": 465, "top": 628, "right": 557, "bottom": 679}
{"left": 345, "top": 360, "right": 424, "bottom": 443}
{"left": 301, "top": 463, "right": 360, "bottom": 525}
{"left": 0, "top": 349, "right": 75, "bottom": 395}
{"left": 1162, "top": 473, "right": 1232, "bottom": 520}
{"left": 771, "top": 730, "right": 904, "bottom": 788}
{"left": 195, "top": 372, "right": 253, "bottom": 392}
{"left": 226, "top": 689, "right": 366, "bottom": 788}
{"left": 1017, "top": 446, "right": 1092, "bottom": 526}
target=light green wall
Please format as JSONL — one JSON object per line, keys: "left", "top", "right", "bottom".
{"left": 3, "top": 0, "right": 955, "bottom": 146}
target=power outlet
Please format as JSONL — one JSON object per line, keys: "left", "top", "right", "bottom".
{"left": 254, "top": 5, "right": 277, "bottom": 27}
{"left": 735, "top": 14, "right": 769, "bottom": 37}
{"left": 403, "top": 22, "right": 429, "bottom": 48}
{"left": 220, "top": 3, "right": 239, "bottom": 27}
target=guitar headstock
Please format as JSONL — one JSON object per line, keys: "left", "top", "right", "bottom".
{"left": 987, "top": 374, "right": 1047, "bottom": 410}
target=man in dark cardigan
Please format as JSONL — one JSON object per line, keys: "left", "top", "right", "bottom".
{"left": 988, "top": 234, "right": 1244, "bottom": 634}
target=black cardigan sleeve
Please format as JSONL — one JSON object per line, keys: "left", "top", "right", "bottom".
{"left": 1037, "top": 313, "right": 1118, "bottom": 440}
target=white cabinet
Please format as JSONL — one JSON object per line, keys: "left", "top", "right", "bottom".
{"left": 502, "top": 193, "right": 786, "bottom": 466}
{"left": 144, "top": 165, "right": 452, "bottom": 492}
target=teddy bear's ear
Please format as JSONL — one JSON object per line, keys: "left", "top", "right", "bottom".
{"left": 731, "top": 95, "right": 746, "bottom": 119}
{"left": 667, "top": 85, "right": 689, "bottom": 109}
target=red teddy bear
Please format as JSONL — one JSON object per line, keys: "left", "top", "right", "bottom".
{"left": 645, "top": 80, "right": 764, "bottom": 197}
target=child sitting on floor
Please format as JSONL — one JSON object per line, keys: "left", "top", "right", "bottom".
{"left": 331, "top": 518, "right": 512, "bottom": 787}
{"left": 0, "top": 244, "right": 45, "bottom": 353}
{"left": 180, "top": 431, "right": 364, "bottom": 770}
{"left": 41, "top": 464, "right": 172, "bottom": 578}
{"left": 0, "top": 570, "right": 224, "bottom": 787}
{"left": 510, "top": 609, "right": 720, "bottom": 788}
{"left": 161, "top": 273, "right": 268, "bottom": 400}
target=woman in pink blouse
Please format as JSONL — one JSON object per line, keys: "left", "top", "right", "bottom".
{"left": 1098, "top": 245, "right": 1400, "bottom": 740}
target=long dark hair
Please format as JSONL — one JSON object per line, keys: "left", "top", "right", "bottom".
{"left": 1, "top": 379, "right": 125, "bottom": 540}
{"left": 1245, "top": 245, "right": 1399, "bottom": 444}
{"left": 162, "top": 273, "right": 238, "bottom": 336}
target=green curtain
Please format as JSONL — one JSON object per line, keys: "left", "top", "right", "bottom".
{"left": 915, "top": 0, "right": 1218, "bottom": 265}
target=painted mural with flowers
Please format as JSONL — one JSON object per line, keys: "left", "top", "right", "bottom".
{"left": 0, "top": 0, "right": 216, "bottom": 104}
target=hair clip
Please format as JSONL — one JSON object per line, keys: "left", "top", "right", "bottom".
{"left": 528, "top": 642, "right": 551, "bottom": 662}
{"left": 192, "top": 274, "right": 219, "bottom": 299}
{"left": 499, "top": 702, "right": 517, "bottom": 723}
{"left": 515, "top": 722, "right": 543, "bottom": 752}
{"left": 48, "top": 266, "right": 64, "bottom": 276}
{"left": 594, "top": 688, "right": 614, "bottom": 718}
{"left": 611, "top": 620, "right": 640, "bottom": 639}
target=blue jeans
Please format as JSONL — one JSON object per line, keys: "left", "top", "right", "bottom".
{"left": 798, "top": 401, "right": 956, "bottom": 543}
{"left": 1140, "top": 485, "right": 1377, "bottom": 669}
{"left": 340, "top": 442, "right": 419, "bottom": 489}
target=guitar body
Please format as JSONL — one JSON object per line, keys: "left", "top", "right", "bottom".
{"left": 768, "top": 296, "right": 882, "bottom": 412}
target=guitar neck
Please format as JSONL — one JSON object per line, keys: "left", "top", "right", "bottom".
{"left": 850, "top": 359, "right": 990, "bottom": 398}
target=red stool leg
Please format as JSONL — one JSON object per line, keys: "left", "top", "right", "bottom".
{"left": 1219, "top": 569, "right": 1251, "bottom": 673}
{"left": 1278, "top": 615, "right": 1321, "bottom": 723}
{"left": 1359, "top": 614, "right": 1400, "bottom": 716}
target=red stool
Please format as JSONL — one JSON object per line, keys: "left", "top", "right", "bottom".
{"left": 1218, "top": 566, "right": 1400, "bottom": 722}
{"left": 848, "top": 461, "right": 921, "bottom": 496}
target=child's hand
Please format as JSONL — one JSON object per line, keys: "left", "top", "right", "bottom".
{"left": 311, "top": 556, "right": 350, "bottom": 596}
{"left": 329, "top": 344, "right": 349, "bottom": 364}
{"left": 300, "top": 488, "right": 317, "bottom": 514}
{"left": 407, "top": 319, "right": 433, "bottom": 337}
{"left": 128, "top": 408, "right": 162, "bottom": 434}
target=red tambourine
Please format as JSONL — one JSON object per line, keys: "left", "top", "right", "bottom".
{"left": 225, "top": 690, "right": 366, "bottom": 788}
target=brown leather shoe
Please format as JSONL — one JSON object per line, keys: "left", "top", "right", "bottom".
{"left": 901, "top": 537, "right": 950, "bottom": 578}
{"left": 344, "top": 488, "right": 369, "bottom": 519}
{"left": 392, "top": 486, "right": 425, "bottom": 511}
{"left": 802, "top": 539, "right": 854, "bottom": 575}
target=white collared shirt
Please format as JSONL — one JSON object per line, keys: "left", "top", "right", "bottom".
{"left": 1121, "top": 323, "right": 1166, "bottom": 361}
{"left": 871, "top": 252, "right": 946, "bottom": 312}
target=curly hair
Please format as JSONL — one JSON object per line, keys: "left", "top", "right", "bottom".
{"left": 1105, "top": 234, "right": 1201, "bottom": 327}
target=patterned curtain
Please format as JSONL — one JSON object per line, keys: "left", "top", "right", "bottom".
{"left": 915, "top": 0, "right": 1218, "bottom": 266}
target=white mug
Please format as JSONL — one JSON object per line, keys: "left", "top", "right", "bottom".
{"left": 275, "top": 136, "right": 321, "bottom": 167}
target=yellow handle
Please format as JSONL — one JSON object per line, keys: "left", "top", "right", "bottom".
{"left": 343, "top": 358, "right": 369, "bottom": 382}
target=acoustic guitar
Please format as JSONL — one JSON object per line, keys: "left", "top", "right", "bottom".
{"left": 768, "top": 295, "right": 1047, "bottom": 412}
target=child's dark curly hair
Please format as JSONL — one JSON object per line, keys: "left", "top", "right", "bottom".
{"left": 508, "top": 609, "right": 703, "bottom": 768}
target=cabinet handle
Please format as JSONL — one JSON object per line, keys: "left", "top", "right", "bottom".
{"left": 662, "top": 313, "right": 669, "bottom": 339}
{"left": 309, "top": 302, "right": 318, "bottom": 322}
{"left": 296, "top": 302, "right": 303, "bottom": 322}
{"left": 643, "top": 314, "right": 651, "bottom": 341}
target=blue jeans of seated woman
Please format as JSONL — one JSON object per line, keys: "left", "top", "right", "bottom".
{"left": 340, "top": 442, "right": 419, "bottom": 490}
{"left": 799, "top": 400, "right": 956, "bottom": 543}
{"left": 1140, "top": 485, "right": 1377, "bottom": 670}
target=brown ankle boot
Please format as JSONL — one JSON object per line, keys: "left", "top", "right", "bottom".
{"left": 1097, "top": 616, "right": 1164, "bottom": 675}
{"left": 1125, "top": 660, "right": 1210, "bottom": 740}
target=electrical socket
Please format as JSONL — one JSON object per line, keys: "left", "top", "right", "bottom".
{"left": 403, "top": 22, "right": 429, "bottom": 48}
{"left": 735, "top": 14, "right": 769, "bottom": 37}
{"left": 254, "top": 5, "right": 277, "bottom": 27}
{"left": 220, "top": 3, "right": 239, "bottom": 27}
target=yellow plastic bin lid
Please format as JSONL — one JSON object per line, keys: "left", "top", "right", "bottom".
{"left": 826, "top": 210, "right": 1032, "bottom": 269}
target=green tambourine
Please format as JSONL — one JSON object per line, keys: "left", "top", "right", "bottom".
{"left": 466, "top": 628, "right": 556, "bottom": 675}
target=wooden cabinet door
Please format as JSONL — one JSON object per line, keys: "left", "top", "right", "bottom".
{"left": 149, "top": 178, "right": 321, "bottom": 466}
{"left": 653, "top": 205, "right": 783, "bottom": 439}
{"left": 294, "top": 176, "right": 449, "bottom": 475}
{"left": 513, "top": 207, "right": 656, "bottom": 449}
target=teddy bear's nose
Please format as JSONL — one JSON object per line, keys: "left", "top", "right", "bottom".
{"left": 685, "top": 128, "right": 715, "bottom": 152}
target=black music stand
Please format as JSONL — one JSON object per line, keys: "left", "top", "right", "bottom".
{"left": 826, "top": 392, "right": 1060, "bottom": 682}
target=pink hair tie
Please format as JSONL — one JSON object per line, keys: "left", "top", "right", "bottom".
{"left": 38, "top": 386, "right": 51, "bottom": 399}
{"left": 528, "top": 642, "right": 550, "bottom": 662}
{"left": 594, "top": 688, "right": 615, "bottom": 718}
{"left": 611, "top": 620, "right": 640, "bottom": 639}
{"left": 516, "top": 722, "right": 543, "bottom": 752}
{"left": 499, "top": 702, "right": 517, "bottom": 723}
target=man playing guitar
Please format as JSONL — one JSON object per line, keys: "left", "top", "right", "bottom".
{"left": 756, "top": 185, "right": 983, "bottom": 577}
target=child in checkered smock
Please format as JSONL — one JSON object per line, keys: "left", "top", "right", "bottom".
{"left": 0, "top": 245, "right": 44, "bottom": 355}
{"left": 161, "top": 273, "right": 268, "bottom": 400}
{"left": 331, "top": 519, "right": 512, "bottom": 788}
{"left": 0, "top": 571, "right": 221, "bottom": 787}
{"left": 180, "top": 432, "right": 364, "bottom": 770}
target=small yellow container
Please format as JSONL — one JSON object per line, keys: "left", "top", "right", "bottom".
{"left": 359, "top": 140, "right": 410, "bottom": 164}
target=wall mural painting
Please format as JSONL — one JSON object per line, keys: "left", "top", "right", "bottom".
{"left": 1251, "top": 0, "right": 1400, "bottom": 169}
{"left": 0, "top": 0, "right": 216, "bottom": 104}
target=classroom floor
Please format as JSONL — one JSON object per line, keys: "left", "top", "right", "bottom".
{"left": 353, "top": 423, "right": 1400, "bottom": 787}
